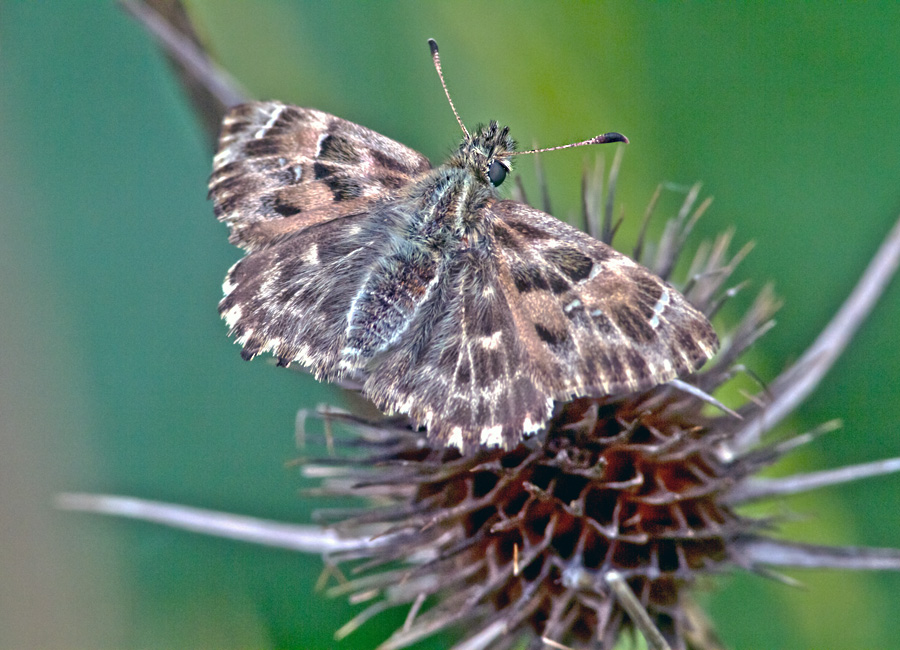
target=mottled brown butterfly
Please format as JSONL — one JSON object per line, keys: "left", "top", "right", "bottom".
{"left": 209, "top": 40, "right": 718, "bottom": 452}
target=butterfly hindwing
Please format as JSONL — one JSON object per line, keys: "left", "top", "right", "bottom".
{"left": 218, "top": 212, "right": 379, "bottom": 373}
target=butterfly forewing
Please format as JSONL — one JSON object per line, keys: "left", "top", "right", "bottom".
{"left": 489, "top": 200, "right": 719, "bottom": 398}
{"left": 209, "top": 102, "right": 431, "bottom": 250}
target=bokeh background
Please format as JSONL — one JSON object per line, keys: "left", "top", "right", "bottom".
{"left": 2, "top": 2, "right": 899, "bottom": 648}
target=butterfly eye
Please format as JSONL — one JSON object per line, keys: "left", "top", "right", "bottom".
{"left": 487, "top": 160, "right": 508, "bottom": 187}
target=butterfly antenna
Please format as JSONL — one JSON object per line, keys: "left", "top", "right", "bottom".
{"left": 428, "top": 39, "right": 470, "bottom": 141}
{"left": 510, "top": 132, "right": 629, "bottom": 157}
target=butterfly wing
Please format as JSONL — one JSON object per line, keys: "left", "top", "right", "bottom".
{"left": 365, "top": 199, "right": 718, "bottom": 451}
{"left": 489, "top": 200, "right": 718, "bottom": 398}
{"left": 209, "top": 101, "right": 432, "bottom": 251}
{"left": 363, "top": 242, "right": 555, "bottom": 450}
{"left": 210, "top": 102, "right": 433, "bottom": 371}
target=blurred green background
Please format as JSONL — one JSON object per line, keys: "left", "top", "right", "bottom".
{"left": 2, "top": 2, "right": 899, "bottom": 648}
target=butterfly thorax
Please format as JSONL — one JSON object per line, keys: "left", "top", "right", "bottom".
{"left": 401, "top": 121, "right": 516, "bottom": 247}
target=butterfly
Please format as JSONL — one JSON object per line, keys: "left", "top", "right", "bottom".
{"left": 208, "top": 39, "right": 718, "bottom": 452}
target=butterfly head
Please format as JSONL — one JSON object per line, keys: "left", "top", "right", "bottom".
{"left": 458, "top": 121, "right": 517, "bottom": 188}
{"left": 429, "top": 40, "right": 627, "bottom": 192}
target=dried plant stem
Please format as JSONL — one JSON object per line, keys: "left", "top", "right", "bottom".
{"left": 739, "top": 538, "right": 900, "bottom": 571}
{"left": 55, "top": 492, "right": 384, "bottom": 553}
{"left": 120, "top": 0, "right": 247, "bottom": 141}
{"left": 729, "top": 456, "right": 900, "bottom": 504}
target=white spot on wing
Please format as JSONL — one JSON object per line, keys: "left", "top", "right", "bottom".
{"left": 564, "top": 298, "right": 582, "bottom": 314}
{"left": 648, "top": 288, "right": 670, "bottom": 329}
{"left": 294, "top": 344, "right": 312, "bottom": 365}
{"left": 254, "top": 104, "right": 285, "bottom": 139}
{"left": 235, "top": 327, "right": 254, "bottom": 345}
{"left": 224, "top": 305, "right": 242, "bottom": 328}
{"left": 447, "top": 427, "right": 464, "bottom": 450}
{"left": 223, "top": 260, "right": 243, "bottom": 294}
{"left": 480, "top": 424, "right": 503, "bottom": 447}
{"left": 697, "top": 338, "right": 716, "bottom": 359}
{"left": 480, "top": 331, "right": 502, "bottom": 350}
{"left": 522, "top": 414, "right": 544, "bottom": 436}
{"left": 315, "top": 132, "right": 328, "bottom": 158}
{"left": 302, "top": 243, "right": 319, "bottom": 265}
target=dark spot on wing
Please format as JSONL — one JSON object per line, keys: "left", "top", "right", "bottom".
{"left": 492, "top": 224, "right": 522, "bottom": 252}
{"left": 468, "top": 300, "right": 499, "bottom": 337}
{"left": 534, "top": 323, "right": 568, "bottom": 347}
{"left": 547, "top": 271, "right": 571, "bottom": 295}
{"left": 609, "top": 303, "right": 657, "bottom": 344}
{"left": 327, "top": 176, "right": 362, "bottom": 200}
{"left": 244, "top": 138, "right": 281, "bottom": 157}
{"left": 604, "top": 350, "right": 627, "bottom": 387}
{"left": 272, "top": 197, "right": 302, "bottom": 217}
{"left": 318, "top": 133, "right": 361, "bottom": 164}
{"left": 265, "top": 107, "right": 304, "bottom": 134}
{"left": 371, "top": 148, "right": 416, "bottom": 174}
{"left": 277, "top": 252, "right": 307, "bottom": 279}
{"left": 313, "top": 162, "right": 334, "bottom": 180}
{"left": 506, "top": 221, "right": 551, "bottom": 240}
{"left": 634, "top": 273, "right": 664, "bottom": 302}
{"left": 673, "top": 327, "right": 703, "bottom": 360}
{"left": 623, "top": 348, "right": 651, "bottom": 383}
{"left": 375, "top": 174, "right": 406, "bottom": 191}
{"left": 545, "top": 247, "right": 594, "bottom": 283}
{"left": 512, "top": 265, "right": 550, "bottom": 293}
{"left": 313, "top": 162, "right": 363, "bottom": 200}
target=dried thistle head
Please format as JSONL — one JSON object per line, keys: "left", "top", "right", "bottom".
{"left": 299, "top": 152, "right": 900, "bottom": 650}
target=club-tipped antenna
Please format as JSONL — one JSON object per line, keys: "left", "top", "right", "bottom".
{"left": 428, "top": 39, "right": 470, "bottom": 141}
{"left": 509, "top": 132, "right": 629, "bottom": 157}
